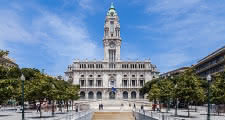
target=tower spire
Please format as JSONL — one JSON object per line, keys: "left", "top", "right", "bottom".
{"left": 110, "top": 2, "right": 115, "bottom": 10}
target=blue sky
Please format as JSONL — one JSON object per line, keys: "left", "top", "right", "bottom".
{"left": 1, "top": 0, "right": 225, "bottom": 76}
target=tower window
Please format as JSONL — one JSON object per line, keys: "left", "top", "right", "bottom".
{"left": 110, "top": 21, "right": 114, "bottom": 33}
{"left": 110, "top": 12, "right": 114, "bottom": 16}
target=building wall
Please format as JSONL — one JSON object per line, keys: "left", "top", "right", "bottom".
{"left": 65, "top": 61, "right": 158, "bottom": 100}
{"left": 194, "top": 46, "right": 225, "bottom": 78}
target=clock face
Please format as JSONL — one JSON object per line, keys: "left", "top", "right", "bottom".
{"left": 109, "top": 42, "right": 115, "bottom": 48}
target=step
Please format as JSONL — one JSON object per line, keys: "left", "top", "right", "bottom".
{"left": 92, "top": 112, "right": 135, "bottom": 120}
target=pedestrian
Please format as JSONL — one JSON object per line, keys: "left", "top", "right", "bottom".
{"left": 37, "top": 104, "right": 40, "bottom": 112}
{"left": 133, "top": 104, "right": 136, "bottom": 109}
{"left": 76, "top": 105, "right": 78, "bottom": 112}
{"left": 156, "top": 104, "right": 160, "bottom": 112}
{"left": 102, "top": 104, "right": 104, "bottom": 110}
{"left": 141, "top": 105, "right": 143, "bottom": 110}
{"left": 99, "top": 104, "right": 101, "bottom": 110}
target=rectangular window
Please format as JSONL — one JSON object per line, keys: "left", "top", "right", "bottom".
{"left": 80, "top": 80, "right": 85, "bottom": 87}
{"left": 97, "top": 80, "right": 102, "bottom": 87}
{"left": 88, "top": 80, "right": 94, "bottom": 87}
{"left": 140, "top": 80, "right": 144, "bottom": 87}
{"left": 132, "top": 80, "right": 136, "bottom": 86}
{"left": 123, "top": 80, "right": 128, "bottom": 87}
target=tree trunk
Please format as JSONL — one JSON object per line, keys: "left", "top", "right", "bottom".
{"left": 159, "top": 101, "right": 161, "bottom": 112}
{"left": 39, "top": 101, "right": 42, "bottom": 118}
{"left": 72, "top": 100, "right": 74, "bottom": 111}
{"left": 52, "top": 100, "right": 54, "bottom": 116}
{"left": 66, "top": 101, "right": 69, "bottom": 112}
{"left": 167, "top": 101, "right": 169, "bottom": 113}
{"left": 60, "top": 101, "right": 62, "bottom": 112}
{"left": 195, "top": 103, "right": 197, "bottom": 112}
{"left": 187, "top": 102, "right": 190, "bottom": 117}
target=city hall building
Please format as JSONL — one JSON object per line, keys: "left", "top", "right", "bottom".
{"left": 65, "top": 4, "right": 159, "bottom": 100}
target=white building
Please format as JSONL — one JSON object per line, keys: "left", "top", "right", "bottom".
{"left": 65, "top": 3, "right": 159, "bottom": 101}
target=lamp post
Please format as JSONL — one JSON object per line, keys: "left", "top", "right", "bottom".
{"left": 175, "top": 84, "right": 178, "bottom": 116}
{"left": 20, "top": 74, "right": 25, "bottom": 120}
{"left": 207, "top": 75, "right": 211, "bottom": 120}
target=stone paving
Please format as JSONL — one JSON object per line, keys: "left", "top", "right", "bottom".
{"left": 135, "top": 106, "right": 225, "bottom": 120}
{"left": 0, "top": 108, "right": 92, "bottom": 120}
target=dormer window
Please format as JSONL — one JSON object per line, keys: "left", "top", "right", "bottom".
{"left": 132, "top": 75, "right": 135, "bottom": 77}
{"left": 89, "top": 75, "right": 93, "bottom": 77}
{"left": 81, "top": 75, "right": 84, "bottom": 77}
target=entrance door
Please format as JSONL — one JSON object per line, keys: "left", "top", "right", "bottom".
{"left": 109, "top": 91, "right": 116, "bottom": 99}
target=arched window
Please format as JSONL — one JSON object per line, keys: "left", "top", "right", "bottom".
{"left": 97, "top": 91, "right": 102, "bottom": 99}
{"left": 80, "top": 91, "right": 85, "bottom": 99}
{"left": 109, "top": 91, "right": 116, "bottom": 99}
{"left": 131, "top": 91, "right": 136, "bottom": 99}
{"left": 123, "top": 91, "right": 128, "bottom": 99}
{"left": 88, "top": 91, "right": 94, "bottom": 99}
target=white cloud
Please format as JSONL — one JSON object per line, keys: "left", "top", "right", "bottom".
{"left": 0, "top": 10, "right": 33, "bottom": 45}
{"left": 146, "top": 0, "right": 202, "bottom": 16}
{"left": 137, "top": 0, "right": 225, "bottom": 72}
{"left": 0, "top": 2, "right": 100, "bottom": 75}
{"left": 33, "top": 12, "right": 99, "bottom": 58}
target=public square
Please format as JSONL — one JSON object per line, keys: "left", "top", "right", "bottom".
{"left": 1, "top": 0, "right": 225, "bottom": 120}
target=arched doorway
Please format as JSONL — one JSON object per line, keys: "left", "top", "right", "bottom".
{"left": 131, "top": 91, "right": 136, "bottom": 99}
{"left": 88, "top": 91, "right": 94, "bottom": 99}
{"left": 80, "top": 91, "right": 85, "bottom": 99}
{"left": 139, "top": 92, "right": 144, "bottom": 99}
{"left": 109, "top": 91, "right": 116, "bottom": 99}
{"left": 123, "top": 91, "right": 128, "bottom": 99}
{"left": 96, "top": 91, "right": 102, "bottom": 99}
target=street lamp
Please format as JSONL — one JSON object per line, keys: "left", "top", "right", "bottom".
{"left": 20, "top": 74, "right": 25, "bottom": 120}
{"left": 207, "top": 75, "right": 212, "bottom": 120}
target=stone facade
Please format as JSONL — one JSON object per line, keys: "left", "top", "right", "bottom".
{"left": 65, "top": 3, "right": 159, "bottom": 100}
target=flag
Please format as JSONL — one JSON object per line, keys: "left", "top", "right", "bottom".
{"left": 112, "top": 87, "right": 116, "bottom": 92}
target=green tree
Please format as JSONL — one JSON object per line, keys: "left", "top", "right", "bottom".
{"left": 140, "top": 78, "right": 160, "bottom": 95}
{"left": 0, "top": 79, "right": 20, "bottom": 105}
{"left": 210, "top": 72, "right": 225, "bottom": 115}
{"left": 0, "top": 50, "right": 9, "bottom": 57}
{"left": 0, "top": 66, "right": 8, "bottom": 79}
{"left": 176, "top": 68, "right": 205, "bottom": 117}
{"left": 21, "top": 68, "right": 40, "bottom": 80}
{"left": 26, "top": 74, "right": 51, "bottom": 118}
{"left": 158, "top": 79, "right": 174, "bottom": 112}
{"left": 7, "top": 67, "right": 21, "bottom": 78}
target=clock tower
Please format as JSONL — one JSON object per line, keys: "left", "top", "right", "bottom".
{"left": 103, "top": 3, "right": 121, "bottom": 65}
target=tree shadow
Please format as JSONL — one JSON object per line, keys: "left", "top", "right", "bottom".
{"left": 200, "top": 113, "right": 225, "bottom": 116}
{"left": 28, "top": 116, "right": 56, "bottom": 119}
{"left": 170, "top": 115, "right": 197, "bottom": 118}
{"left": 0, "top": 115, "right": 12, "bottom": 117}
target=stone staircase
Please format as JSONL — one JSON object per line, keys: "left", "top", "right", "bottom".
{"left": 92, "top": 112, "right": 135, "bottom": 120}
